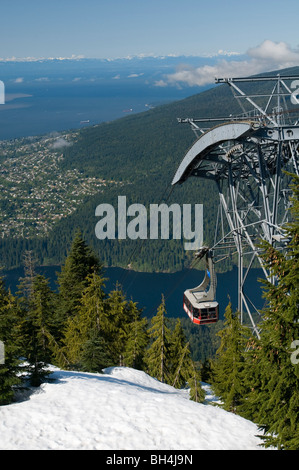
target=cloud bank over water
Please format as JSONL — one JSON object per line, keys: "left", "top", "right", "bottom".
{"left": 155, "top": 41, "right": 299, "bottom": 87}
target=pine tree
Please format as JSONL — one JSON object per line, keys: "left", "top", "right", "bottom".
{"left": 240, "top": 175, "right": 299, "bottom": 450}
{"left": 146, "top": 295, "right": 172, "bottom": 383}
{"left": 105, "top": 285, "right": 130, "bottom": 365}
{"left": 0, "top": 279, "right": 22, "bottom": 404}
{"left": 56, "top": 230, "right": 103, "bottom": 324}
{"left": 187, "top": 360, "right": 205, "bottom": 403}
{"left": 169, "top": 319, "right": 190, "bottom": 388}
{"left": 63, "top": 271, "right": 108, "bottom": 369}
{"left": 21, "top": 275, "right": 56, "bottom": 387}
{"left": 80, "top": 330, "right": 112, "bottom": 373}
{"left": 200, "top": 358, "right": 214, "bottom": 383}
{"left": 17, "top": 250, "right": 37, "bottom": 300}
{"left": 123, "top": 300, "right": 148, "bottom": 369}
{"left": 211, "top": 302, "right": 251, "bottom": 413}
{"left": 169, "top": 319, "right": 205, "bottom": 401}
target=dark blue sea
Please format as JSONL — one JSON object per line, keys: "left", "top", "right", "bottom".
{"left": 0, "top": 82, "right": 194, "bottom": 141}
{"left": 0, "top": 58, "right": 209, "bottom": 141}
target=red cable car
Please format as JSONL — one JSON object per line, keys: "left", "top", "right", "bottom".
{"left": 183, "top": 248, "right": 219, "bottom": 325}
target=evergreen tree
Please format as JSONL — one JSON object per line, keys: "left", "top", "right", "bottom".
{"left": 56, "top": 230, "right": 103, "bottom": 324}
{"left": 200, "top": 358, "right": 214, "bottom": 383}
{"left": 169, "top": 319, "right": 190, "bottom": 388}
{"left": 146, "top": 295, "right": 172, "bottom": 383}
{"left": 17, "top": 250, "right": 37, "bottom": 300}
{"left": 187, "top": 360, "right": 205, "bottom": 403}
{"left": 21, "top": 275, "right": 57, "bottom": 387}
{"left": 80, "top": 330, "right": 112, "bottom": 373}
{"left": 169, "top": 319, "right": 205, "bottom": 401}
{"left": 0, "top": 279, "right": 22, "bottom": 405}
{"left": 105, "top": 285, "right": 130, "bottom": 365}
{"left": 211, "top": 302, "right": 251, "bottom": 413}
{"left": 63, "top": 271, "right": 108, "bottom": 368}
{"left": 123, "top": 300, "right": 148, "bottom": 369}
{"left": 240, "top": 175, "right": 299, "bottom": 450}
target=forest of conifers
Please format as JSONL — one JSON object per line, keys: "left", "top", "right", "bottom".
{"left": 1, "top": 173, "right": 298, "bottom": 449}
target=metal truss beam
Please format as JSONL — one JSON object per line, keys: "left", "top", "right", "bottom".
{"left": 173, "top": 75, "right": 299, "bottom": 336}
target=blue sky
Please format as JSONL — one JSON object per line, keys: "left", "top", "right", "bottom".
{"left": 1, "top": 0, "right": 299, "bottom": 60}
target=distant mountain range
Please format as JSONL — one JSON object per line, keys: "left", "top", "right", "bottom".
{"left": 0, "top": 51, "right": 243, "bottom": 63}
{"left": 0, "top": 55, "right": 220, "bottom": 141}
{"left": 0, "top": 54, "right": 244, "bottom": 91}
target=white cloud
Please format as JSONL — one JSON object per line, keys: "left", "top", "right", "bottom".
{"left": 127, "top": 73, "right": 144, "bottom": 78}
{"left": 154, "top": 79, "right": 168, "bottom": 87}
{"left": 0, "top": 54, "right": 85, "bottom": 62}
{"left": 247, "top": 40, "right": 299, "bottom": 63}
{"left": 216, "top": 49, "right": 241, "bottom": 57}
{"left": 157, "top": 40, "right": 299, "bottom": 88}
{"left": 13, "top": 77, "right": 24, "bottom": 84}
{"left": 5, "top": 93, "right": 32, "bottom": 102}
{"left": 51, "top": 137, "right": 72, "bottom": 149}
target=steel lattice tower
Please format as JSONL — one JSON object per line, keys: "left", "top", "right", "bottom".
{"left": 172, "top": 75, "right": 299, "bottom": 337}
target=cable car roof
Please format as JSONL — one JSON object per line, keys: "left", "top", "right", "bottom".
{"left": 184, "top": 289, "right": 218, "bottom": 308}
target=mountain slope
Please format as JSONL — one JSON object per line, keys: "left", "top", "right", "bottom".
{"left": 0, "top": 366, "right": 269, "bottom": 450}
{"left": 1, "top": 66, "right": 299, "bottom": 271}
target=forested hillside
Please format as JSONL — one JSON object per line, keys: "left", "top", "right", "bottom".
{"left": 0, "top": 86, "right": 220, "bottom": 271}
{"left": 1, "top": 66, "right": 298, "bottom": 272}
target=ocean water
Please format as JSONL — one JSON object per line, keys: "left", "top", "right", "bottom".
{"left": 0, "top": 63, "right": 204, "bottom": 141}
{"left": 0, "top": 55, "right": 220, "bottom": 141}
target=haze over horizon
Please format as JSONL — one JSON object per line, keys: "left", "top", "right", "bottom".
{"left": 0, "top": 0, "right": 298, "bottom": 87}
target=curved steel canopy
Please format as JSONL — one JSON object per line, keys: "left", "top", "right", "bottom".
{"left": 171, "top": 121, "right": 255, "bottom": 185}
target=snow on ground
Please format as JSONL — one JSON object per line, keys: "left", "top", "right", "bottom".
{"left": 0, "top": 366, "right": 268, "bottom": 450}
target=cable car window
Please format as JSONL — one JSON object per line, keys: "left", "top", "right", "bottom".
{"left": 193, "top": 308, "right": 199, "bottom": 319}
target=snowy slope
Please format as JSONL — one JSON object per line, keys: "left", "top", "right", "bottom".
{"left": 0, "top": 366, "right": 268, "bottom": 450}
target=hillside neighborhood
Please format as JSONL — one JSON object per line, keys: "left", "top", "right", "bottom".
{"left": 0, "top": 132, "right": 120, "bottom": 238}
